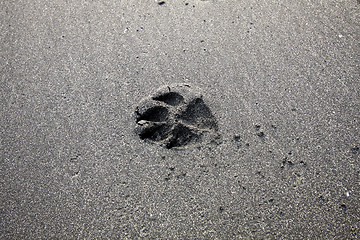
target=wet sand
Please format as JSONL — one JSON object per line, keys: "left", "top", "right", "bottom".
{"left": 1, "top": 0, "right": 359, "bottom": 238}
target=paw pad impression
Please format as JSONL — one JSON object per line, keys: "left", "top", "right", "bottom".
{"left": 135, "top": 84, "right": 219, "bottom": 149}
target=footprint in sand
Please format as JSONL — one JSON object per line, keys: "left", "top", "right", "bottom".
{"left": 135, "top": 84, "right": 219, "bottom": 149}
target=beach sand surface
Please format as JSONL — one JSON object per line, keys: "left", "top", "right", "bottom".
{"left": 1, "top": 0, "right": 359, "bottom": 238}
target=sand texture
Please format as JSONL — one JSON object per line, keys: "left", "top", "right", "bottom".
{"left": 1, "top": 0, "right": 359, "bottom": 239}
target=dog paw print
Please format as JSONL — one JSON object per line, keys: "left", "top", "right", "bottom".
{"left": 135, "top": 84, "right": 219, "bottom": 149}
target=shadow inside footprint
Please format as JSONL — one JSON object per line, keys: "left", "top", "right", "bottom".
{"left": 180, "top": 98, "right": 218, "bottom": 130}
{"left": 137, "top": 106, "right": 169, "bottom": 122}
{"left": 166, "top": 124, "right": 199, "bottom": 149}
{"left": 139, "top": 124, "right": 172, "bottom": 141}
{"left": 153, "top": 92, "right": 184, "bottom": 106}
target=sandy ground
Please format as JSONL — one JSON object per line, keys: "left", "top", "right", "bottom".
{"left": 1, "top": 0, "right": 359, "bottom": 238}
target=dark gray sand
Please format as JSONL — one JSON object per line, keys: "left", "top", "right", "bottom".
{"left": 1, "top": 0, "right": 359, "bottom": 239}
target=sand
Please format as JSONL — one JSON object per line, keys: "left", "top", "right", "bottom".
{"left": 1, "top": 0, "right": 359, "bottom": 238}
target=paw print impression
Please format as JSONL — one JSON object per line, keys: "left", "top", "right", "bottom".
{"left": 135, "top": 84, "right": 219, "bottom": 149}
